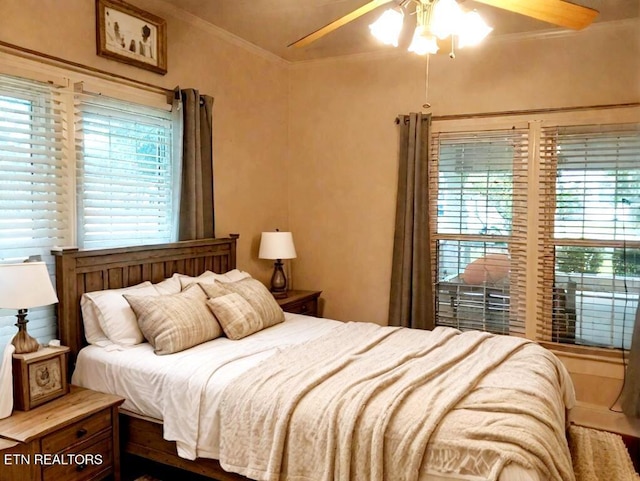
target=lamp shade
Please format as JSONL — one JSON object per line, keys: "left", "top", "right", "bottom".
{"left": 259, "top": 232, "right": 297, "bottom": 260}
{"left": 0, "top": 262, "right": 58, "bottom": 309}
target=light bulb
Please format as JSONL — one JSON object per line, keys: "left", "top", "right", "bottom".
{"left": 408, "top": 27, "right": 439, "bottom": 55}
{"left": 458, "top": 10, "right": 492, "bottom": 48}
{"left": 430, "top": 0, "right": 464, "bottom": 40}
{"left": 369, "top": 9, "right": 404, "bottom": 47}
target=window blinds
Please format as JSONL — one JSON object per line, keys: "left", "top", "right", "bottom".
{"left": 538, "top": 123, "right": 640, "bottom": 349}
{"left": 75, "top": 95, "right": 175, "bottom": 248}
{"left": 430, "top": 129, "right": 529, "bottom": 336}
{"left": 0, "top": 75, "right": 68, "bottom": 348}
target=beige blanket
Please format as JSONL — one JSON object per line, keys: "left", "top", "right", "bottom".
{"left": 218, "top": 323, "right": 575, "bottom": 481}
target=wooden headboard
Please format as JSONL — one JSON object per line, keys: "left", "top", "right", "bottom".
{"left": 52, "top": 236, "right": 238, "bottom": 373}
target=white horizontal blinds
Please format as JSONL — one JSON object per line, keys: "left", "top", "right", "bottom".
{"left": 75, "top": 94, "right": 174, "bottom": 248}
{"left": 431, "top": 129, "right": 528, "bottom": 335}
{"left": 0, "top": 75, "right": 69, "bottom": 349}
{"left": 541, "top": 123, "right": 640, "bottom": 349}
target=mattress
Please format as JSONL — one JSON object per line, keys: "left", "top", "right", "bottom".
{"left": 72, "top": 314, "right": 550, "bottom": 481}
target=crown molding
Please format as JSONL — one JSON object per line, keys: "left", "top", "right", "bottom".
{"left": 129, "top": 2, "right": 638, "bottom": 69}
{"left": 152, "top": 0, "right": 291, "bottom": 68}
{"left": 488, "top": 17, "right": 639, "bottom": 44}
{"left": 290, "top": 17, "right": 639, "bottom": 68}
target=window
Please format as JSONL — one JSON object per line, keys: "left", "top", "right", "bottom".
{"left": 0, "top": 75, "right": 68, "bottom": 349}
{"left": 540, "top": 123, "right": 640, "bottom": 349}
{"left": 432, "top": 129, "right": 528, "bottom": 336}
{"left": 431, "top": 110, "right": 639, "bottom": 352}
{"left": 0, "top": 74, "right": 177, "bottom": 349}
{"left": 76, "top": 95, "right": 175, "bottom": 248}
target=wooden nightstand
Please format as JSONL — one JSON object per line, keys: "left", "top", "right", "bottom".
{"left": 0, "top": 386, "right": 124, "bottom": 481}
{"left": 277, "top": 290, "right": 322, "bottom": 317}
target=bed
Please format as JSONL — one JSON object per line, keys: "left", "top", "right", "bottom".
{"left": 53, "top": 237, "right": 577, "bottom": 481}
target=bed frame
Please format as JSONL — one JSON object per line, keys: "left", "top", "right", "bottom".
{"left": 53, "top": 236, "right": 248, "bottom": 480}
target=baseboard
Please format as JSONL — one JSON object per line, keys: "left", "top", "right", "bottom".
{"left": 571, "top": 402, "right": 640, "bottom": 438}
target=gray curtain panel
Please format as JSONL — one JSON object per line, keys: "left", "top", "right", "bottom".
{"left": 178, "top": 88, "right": 215, "bottom": 240}
{"left": 621, "top": 298, "right": 640, "bottom": 417}
{"left": 388, "top": 113, "right": 434, "bottom": 330}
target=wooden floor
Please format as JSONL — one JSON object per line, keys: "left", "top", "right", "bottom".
{"left": 121, "top": 454, "right": 216, "bottom": 481}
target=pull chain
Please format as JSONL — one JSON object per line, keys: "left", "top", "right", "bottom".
{"left": 422, "top": 53, "right": 431, "bottom": 109}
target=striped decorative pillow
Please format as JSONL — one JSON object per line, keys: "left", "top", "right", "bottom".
{"left": 124, "top": 284, "right": 222, "bottom": 355}
{"left": 207, "top": 293, "right": 261, "bottom": 340}
{"left": 213, "top": 278, "right": 284, "bottom": 329}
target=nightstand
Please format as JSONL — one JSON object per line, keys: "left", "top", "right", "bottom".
{"left": 277, "top": 290, "right": 322, "bottom": 317}
{"left": 0, "top": 386, "right": 124, "bottom": 481}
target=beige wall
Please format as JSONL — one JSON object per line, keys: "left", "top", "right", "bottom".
{"left": 0, "top": 0, "right": 290, "bottom": 282}
{"left": 288, "top": 21, "right": 640, "bottom": 325}
{"left": 287, "top": 21, "right": 639, "bottom": 408}
{"left": 2, "top": 1, "right": 638, "bottom": 409}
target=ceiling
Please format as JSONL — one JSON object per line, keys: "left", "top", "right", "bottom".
{"left": 162, "top": 0, "right": 639, "bottom": 62}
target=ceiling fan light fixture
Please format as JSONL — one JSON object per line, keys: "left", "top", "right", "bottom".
{"left": 369, "top": 8, "right": 404, "bottom": 47}
{"left": 430, "top": 0, "right": 464, "bottom": 40}
{"left": 408, "top": 27, "right": 439, "bottom": 55}
{"left": 457, "top": 10, "right": 493, "bottom": 48}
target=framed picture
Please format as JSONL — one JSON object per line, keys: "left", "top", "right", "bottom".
{"left": 96, "top": 0, "right": 167, "bottom": 74}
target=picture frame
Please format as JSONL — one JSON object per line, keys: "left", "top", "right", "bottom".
{"left": 96, "top": 0, "right": 167, "bottom": 75}
{"left": 12, "top": 346, "right": 70, "bottom": 411}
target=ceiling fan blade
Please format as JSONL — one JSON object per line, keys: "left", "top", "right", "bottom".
{"left": 289, "top": 0, "right": 395, "bottom": 48}
{"left": 473, "top": 0, "right": 598, "bottom": 30}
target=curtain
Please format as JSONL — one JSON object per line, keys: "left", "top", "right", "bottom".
{"left": 388, "top": 113, "right": 434, "bottom": 330}
{"left": 176, "top": 88, "right": 215, "bottom": 240}
{"left": 621, "top": 299, "right": 640, "bottom": 417}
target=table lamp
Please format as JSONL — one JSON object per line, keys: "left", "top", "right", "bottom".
{"left": 0, "top": 261, "right": 59, "bottom": 354}
{"left": 259, "top": 231, "right": 297, "bottom": 299}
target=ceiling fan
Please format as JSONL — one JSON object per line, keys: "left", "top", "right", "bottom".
{"left": 288, "top": 0, "right": 599, "bottom": 55}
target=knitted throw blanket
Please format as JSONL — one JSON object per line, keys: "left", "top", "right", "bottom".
{"left": 218, "top": 323, "right": 575, "bottom": 481}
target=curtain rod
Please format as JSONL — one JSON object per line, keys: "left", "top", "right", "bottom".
{"left": 0, "top": 40, "right": 173, "bottom": 97}
{"left": 431, "top": 102, "right": 640, "bottom": 122}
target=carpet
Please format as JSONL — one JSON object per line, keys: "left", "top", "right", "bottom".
{"left": 569, "top": 424, "right": 640, "bottom": 481}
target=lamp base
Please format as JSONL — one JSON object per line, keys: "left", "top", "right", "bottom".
{"left": 270, "top": 259, "right": 288, "bottom": 299}
{"left": 11, "top": 309, "right": 40, "bottom": 354}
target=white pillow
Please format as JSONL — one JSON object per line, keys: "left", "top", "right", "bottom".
{"left": 82, "top": 281, "right": 160, "bottom": 346}
{"left": 179, "top": 271, "right": 228, "bottom": 289}
{"left": 219, "top": 269, "right": 252, "bottom": 283}
{"left": 153, "top": 273, "right": 185, "bottom": 295}
{"left": 179, "top": 269, "right": 253, "bottom": 290}
{"left": 80, "top": 296, "right": 111, "bottom": 346}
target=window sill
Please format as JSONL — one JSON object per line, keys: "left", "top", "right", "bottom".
{"left": 539, "top": 341, "right": 626, "bottom": 366}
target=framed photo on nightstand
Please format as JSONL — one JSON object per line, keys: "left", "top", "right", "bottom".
{"left": 12, "top": 346, "right": 70, "bottom": 411}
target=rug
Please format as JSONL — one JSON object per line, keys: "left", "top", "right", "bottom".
{"left": 569, "top": 424, "right": 640, "bottom": 481}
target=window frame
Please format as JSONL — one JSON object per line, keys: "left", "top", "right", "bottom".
{"left": 0, "top": 54, "right": 178, "bottom": 350}
{"left": 430, "top": 105, "right": 640, "bottom": 359}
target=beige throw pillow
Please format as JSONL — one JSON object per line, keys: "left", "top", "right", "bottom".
{"left": 207, "top": 293, "right": 262, "bottom": 340}
{"left": 124, "top": 284, "right": 222, "bottom": 355}
{"left": 217, "top": 277, "right": 284, "bottom": 329}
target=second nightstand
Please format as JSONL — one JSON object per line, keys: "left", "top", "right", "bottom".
{"left": 277, "top": 290, "right": 322, "bottom": 317}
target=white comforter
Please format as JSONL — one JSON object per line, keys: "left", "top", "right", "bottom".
{"left": 72, "top": 316, "right": 575, "bottom": 481}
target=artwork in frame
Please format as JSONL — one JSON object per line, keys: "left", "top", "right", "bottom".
{"left": 96, "top": 0, "right": 167, "bottom": 75}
